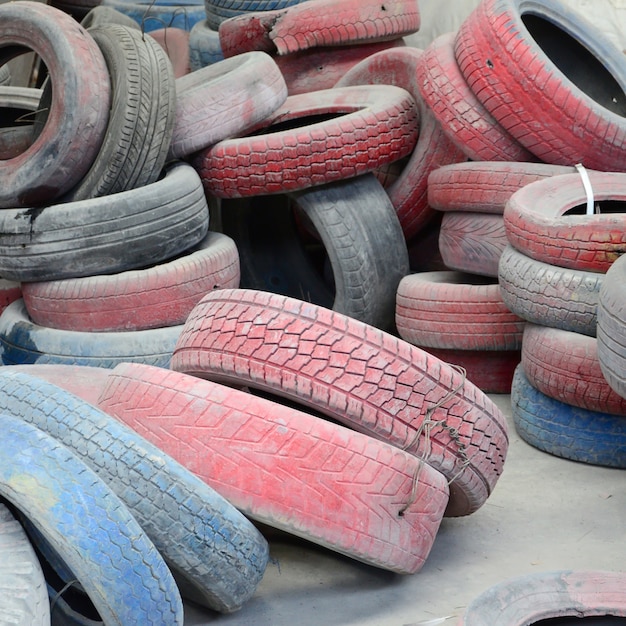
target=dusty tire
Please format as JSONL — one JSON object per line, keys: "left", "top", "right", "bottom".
{"left": 0, "top": 161, "right": 209, "bottom": 283}
{"left": 80, "top": 5, "right": 142, "bottom": 29}
{"left": 454, "top": 0, "right": 626, "bottom": 169}
{"left": 395, "top": 271, "right": 525, "bottom": 351}
{"left": 0, "top": 2, "right": 111, "bottom": 207}
{"left": 204, "top": 0, "right": 309, "bottom": 29}
{"left": 100, "top": 0, "right": 206, "bottom": 32}
{"left": 0, "top": 86, "right": 42, "bottom": 159}
{"left": 0, "top": 65, "right": 10, "bottom": 86}
{"left": 189, "top": 19, "right": 224, "bottom": 69}
{"left": 171, "top": 288, "right": 510, "bottom": 517}
{"left": 498, "top": 244, "right": 602, "bottom": 337}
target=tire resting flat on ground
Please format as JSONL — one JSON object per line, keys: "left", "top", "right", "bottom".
{"left": 511, "top": 364, "right": 626, "bottom": 468}
{"left": 0, "top": 413, "right": 184, "bottom": 624}
{"left": 195, "top": 85, "right": 419, "bottom": 198}
{"left": 171, "top": 288, "right": 510, "bottom": 517}
{"left": 96, "top": 362, "right": 450, "bottom": 574}
{"left": 0, "top": 369, "right": 270, "bottom": 613}
{"left": 0, "top": 1, "right": 111, "bottom": 207}
{"left": 0, "top": 161, "right": 210, "bottom": 283}
{"left": 454, "top": 0, "right": 626, "bottom": 169}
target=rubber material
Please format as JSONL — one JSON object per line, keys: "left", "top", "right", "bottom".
{"left": 0, "top": 369, "right": 269, "bottom": 612}
{"left": 148, "top": 27, "right": 191, "bottom": 78}
{"left": 195, "top": 84, "right": 419, "bottom": 198}
{"left": 96, "top": 362, "right": 450, "bottom": 574}
{"left": 189, "top": 19, "right": 224, "bottom": 69}
{"left": 0, "top": 2, "right": 111, "bottom": 207}
{"left": 204, "top": 0, "right": 309, "bottom": 29}
{"left": 0, "top": 413, "right": 184, "bottom": 624}
{"left": 171, "top": 288, "right": 510, "bottom": 517}
{"left": 0, "top": 64, "right": 10, "bottom": 86}
{"left": 0, "top": 161, "right": 209, "bottom": 283}
{"left": 498, "top": 245, "right": 602, "bottom": 337}
{"left": 81, "top": 5, "right": 142, "bottom": 28}
{"left": 100, "top": 0, "right": 206, "bottom": 32}
{"left": 0, "top": 279, "right": 21, "bottom": 316}
{"left": 511, "top": 364, "right": 626, "bottom": 468}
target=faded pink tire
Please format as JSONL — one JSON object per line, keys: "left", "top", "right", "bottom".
{"left": 0, "top": 280, "right": 21, "bottom": 317}
{"left": 395, "top": 271, "right": 525, "bottom": 351}
{"left": 169, "top": 51, "right": 288, "bottom": 159}
{"left": 0, "top": 2, "right": 111, "bottom": 207}
{"left": 195, "top": 84, "right": 419, "bottom": 198}
{"left": 503, "top": 171, "right": 626, "bottom": 273}
{"left": 171, "top": 288, "right": 510, "bottom": 517}
{"left": 218, "top": 0, "right": 420, "bottom": 57}
{"left": 428, "top": 161, "right": 575, "bottom": 214}
{"left": 96, "top": 362, "right": 449, "bottom": 574}
{"left": 454, "top": 0, "right": 626, "bottom": 169}
{"left": 335, "top": 46, "right": 467, "bottom": 240}
{"left": 459, "top": 570, "right": 626, "bottom": 625}
{"left": 416, "top": 32, "right": 535, "bottom": 163}
{"left": 438, "top": 212, "right": 507, "bottom": 278}
{"left": 521, "top": 323, "right": 626, "bottom": 416}
{"left": 21, "top": 232, "right": 239, "bottom": 332}
{"left": 148, "top": 27, "right": 191, "bottom": 78}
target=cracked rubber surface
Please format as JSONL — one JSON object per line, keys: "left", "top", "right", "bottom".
{"left": 96, "top": 362, "right": 449, "bottom": 574}
{"left": 171, "top": 288, "right": 509, "bottom": 517}
{"left": 0, "top": 369, "right": 269, "bottom": 613}
{"left": 0, "top": 413, "right": 183, "bottom": 624}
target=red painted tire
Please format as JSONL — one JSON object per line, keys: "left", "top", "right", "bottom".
{"left": 0, "top": 2, "right": 111, "bottom": 207}
{"left": 195, "top": 85, "right": 419, "bottom": 198}
{"left": 335, "top": 46, "right": 467, "bottom": 240}
{"left": 459, "top": 570, "right": 626, "bottom": 625}
{"left": 503, "top": 171, "right": 626, "bottom": 273}
{"left": 395, "top": 271, "right": 525, "bottom": 351}
{"left": 428, "top": 161, "right": 574, "bottom": 214}
{"left": 148, "top": 27, "right": 191, "bottom": 78}
{"left": 417, "top": 32, "right": 535, "bottom": 163}
{"left": 438, "top": 212, "right": 507, "bottom": 278}
{"left": 218, "top": 0, "right": 420, "bottom": 57}
{"left": 498, "top": 245, "right": 602, "bottom": 337}
{"left": 0, "top": 280, "right": 21, "bottom": 317}
{"left": 171, "top": 288, "right": 510, "bottom": 517}
{"left": 21, "top": 232, "right": 239, "bottom": 332}
{"left": 96, "top": 362, "right": 450, "bottom": 574}
{"left": 454, "top": 0, "right": 626, "bottom": 169}
{"left": 169, "top": 51, "right": 288, "bottom": 158}
{"left": 522, "top": 324, "right": 626, "bottom": 416}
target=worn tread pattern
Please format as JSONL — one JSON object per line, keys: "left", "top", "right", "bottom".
{"left": 97, "top": 362, "right": 449, "bottom": 574}
{"left": 0, "top": 370, "right": 269, "bottom": 613}
{"left": 189, "top": 19, "right": 224, "bottom": 69}
{"left": 0, "top": 413, "right": 183, "bottom": 624}
{"left": 511, "top": 365, "right": 626, "bottom": 468}
{"left": 22, "top": 232, "right": 239, "bottom": 332}
{"left": 498, "top": 245, "right": 602, "bottom": 337}
{"left": 395, "top": 271, "right": 525, "bottom": 351}
{"left": 171, "top": 288, "right": 509, "bottom": 517}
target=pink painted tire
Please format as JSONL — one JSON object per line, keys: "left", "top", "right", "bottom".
{"left": 96, "top": 362, "right": 450, "bottom": 574}
{"left": 0, "top": 2, "right": 111, "bottom": 207}
{"left": 0, "top": 280, "right": 21, "bottom": 317}
{"left": 417, "top": 32, "right": 535, "bottom": 163}
{"left": 21, "top": 231, "right": 239, "bottom": 332}
{"left": 195, "top": 84, "right": 419, "bottom": 198}
{"left": 218, "top": 0, "right": 420, "bottom": 57}
{"left": 148, "top": 27, "right": 191, "bottom": 78}
{"left": 459, "top": 570, "right": 626, "bottom": 625}
{"left": 428, "top": 161, "right": 575, "bottom": 214}
{"left": 169, "top": 51, "right": 288, "bottom": 158}
{"left": 503, "top": 171, "right": 626, "bottom": 273}
{"left": 335, "top": 46, "right": 467, "bottom": 240}
{"left": 171, "top": 288, "right": 510, "bottom": 517}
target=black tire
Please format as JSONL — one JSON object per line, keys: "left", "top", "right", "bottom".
{"left": 0, "top": 413, "right": 184, "bottom": 624}
{"left": 0, "top": 369, "right": 270, "bottom": 613}
{"left": 62, "top": 24, "right": 176, "bottom": 202}
{"left": 498, "top": 244, "right": 602, "bottom": 337}
{"left": 511, "top": 364, "right": 626, "bottom": 468}
{"left": 220, "top": 173, "right": 410, "bottom": 330}
{"left": 0, "top": 161, "right": 210, "bottom": 283}
{"left": 0, "top": 299, "right": 182, "bottom": 369}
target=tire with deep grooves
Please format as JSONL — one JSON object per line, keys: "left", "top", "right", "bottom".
{"left": 171, "top": 288, "right": 510, "bottom": 517}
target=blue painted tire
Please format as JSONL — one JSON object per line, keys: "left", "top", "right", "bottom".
{"left": 0, "top": 369, "right": 270, "bottom": 612}
{"left": 189, "top": 19, "right": 224, "bottom": 69}
{"left": 0, "top": 299, "right": 181, "bottom": 368}
{"left": 204, "top": 0, "right": 308, "bottom": 29}
{"left": 0, "top": 414, "right": 183, "bottom": 625}
{"left": 101, "top": 0, "right": 205, "bottom": 32}
{"left": 511, "top": 364, "right": 626, "bottom": 468}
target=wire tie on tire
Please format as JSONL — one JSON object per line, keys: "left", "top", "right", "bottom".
{"left": 575, "top": 163, "right": 599, "bottom": 215}
{"left": 398, "top": 460, "right": 425, "bottom": 517}
{"left": 49, "top": 578, "right": 81, "bottom": 612}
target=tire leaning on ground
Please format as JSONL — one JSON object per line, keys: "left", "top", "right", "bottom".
{"left": 0, "top": 161, "right": 209, "bottom": 283}
{"left": 0, "top": 413, "right": 184, "bottom": 625}
{"left": 0, "top": 1, "right": 111, "bottom": 207}
{"left": 171, "top": 288, "right": 510, "bottom": 517}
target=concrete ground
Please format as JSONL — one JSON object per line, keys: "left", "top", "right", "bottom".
{"left": 185, "top": 394, "right": 626, "bottom": 625}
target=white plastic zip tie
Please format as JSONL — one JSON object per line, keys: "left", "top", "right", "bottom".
{"left": 575, "top": 163, "right": 596, "bottom": 215}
